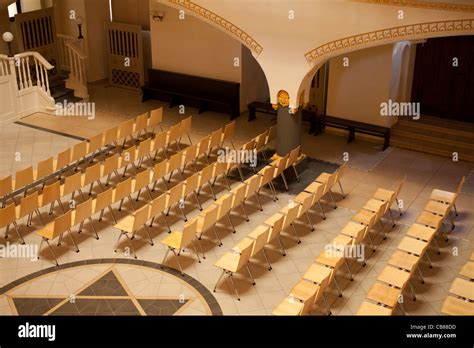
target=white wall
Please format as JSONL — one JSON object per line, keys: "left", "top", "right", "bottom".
{"left": 326, "top": 45, "right": 395, "bottom": 127}
{"left": 240, "top": 46, "right": 269, "bottom": 111}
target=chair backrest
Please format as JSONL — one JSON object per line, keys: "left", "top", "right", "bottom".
{"left": 232, "top": 183, "right": 247, "bottom": 208}
{"left": 213, "top": 161, "right": 227, "bottom": 178}
{"left": 167, "top": 153, "right": 183, "bottom": 173}
{"left": 121, "top": 146, "right": 137, "bottom": 165}
{"left": 199, "top": 164, "right": 214, "bottom": 184}
{"left": 40, "top": 181, "right": 61, "bottom": 208}
{"left": 254, "top": 131, "right": 268, "bottom": 152}
{"left": 250, "top": 225, "right": 270, "bottom": 257}
{"left": 52, "top": 210, "right": 72, "bottom": 239}
{"left": 149, "top": 107, "right": 163, "bottom": 128}
{"left": 241, "top": 139, "right": 256, "bottom": 153}
{"left": 0, "top": 203, "right": 16, "bottom": 228}
{"left": 36, "top": 157, "right": 54, "bottom": 180}
{"left": 18, "top": 191, "right": 39, "bottom": 219}
{"left": 184, "top": 173, "right": 199, "bottom": 195}
{"left": 133, "top": 204, "right": 151, "bottom": 231}
{"left": 0, "top": 175, "right": 13, "bottom": 197}
{"left": 179, "top": 116, "right": 192, "bottom": 135}
{"left": 15, "top": 166, "right": 34, "bottom": 190}
{"left": 152, "top": 131, "right": 167, "bottom": 152}
{"left": 104, "top": 126, "right": 119, "bottom": 145}
{"left": 137, "top": 137, "right": 152, "bottom": 159}
{"left": 94, "top": 187, "right": 114, "bottom": 213}
{"left": 324, "top": 172, "right": 338, "bottom": 193}
{"left": 114, "top": 177, "right": 133, "bottom": 202}
{"left": 310, "top": 182, "right": 326, "bottom": 204}
{"left": 149, "top": 193, "right": 167, "bottom": 218}
{"left": 55, "top": 148, "right": 72, "bottom": 171}
{"left": 235, "top": 238, "right": 255, "bottom": 271}
{"left": 300, "top": 284, "right": 319, "bottom": 315}
{"left": 217, "top": 193, "right": 233, "bottom": 220}
{"left": 266, "top": 125, "right": 277, "bottom": 145}
{"left": 375, "top": 201, "right": 389, "bottom": 223}
{"left": 245, "top": 175, "right": 260, "bottom": 197}
{"left": 153, "top": 160, "right": 167, "bottom": 181}
{"left": 221, "top": 121, "right": 236, "bottom": 144}
{"left": 88, "top": 133, "right": 104, "bottom": 154}
{"left": 275, "top": 155, "right": 288, "bottom": 176}
{"left": 102, "top": 153, "right": 119, "bottom": 177}
{"left": 71, "top": 141, "right": 88, "bottom": 162}
{"left": 456, "top": 176, "right": 466, "bottom": 196}
{"left": 171, "top": 218, "right": 194, "bottom": 249}
{"left": 134, "top": 168, "right": 152, "bottom": 192}
{"left": 183, "top": 143, "right": 198, "bottom": 164}
{"left": 135, "top": 112, "right": 149, "bottom": 133}
{"left": 336, "top": 162, "right": 347, "bottom": 183}
{"left": 259, "top": 166, "right": 275, "bottom": 187}
{"left": 200, "top": 205, "right": 219, "bottom": 233}
{"left": 83, "top": 162, "right": 101, "bottom": 187}
{"left": 119, "top": 119, "right": 135, "bottom": 140}
{"left": 266, "top": 213, "right": 285, "bottom": 242}
{"left": 288, "top": 146, "right": 301, "bottom": 167}
{"left": 297, "top": 193, "right": 313, "bottom": 216}
{"left": 73, "top": 198, "right": 93, "bottom": 226}
{"left": 167, "top": 123, "right": 181, "bottom": 143}
{"left": 168, "top": 182, "right": 185, "bottom": 207}
{"left": 283, "top": 203, "right": 300, "bottom": 229}
{"left": 63, "top": 172, "right": 82, "bottom": 196}
{"left": 197, "top": 135, "right": 210, "bottom": 156}
{"left": 208, "top": 128, "right": 222, "bottom": 150}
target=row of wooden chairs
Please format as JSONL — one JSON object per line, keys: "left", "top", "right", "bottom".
{"left": 212, "top": 162, "right": 347, "bottom": 301}
{"left": 0, "top": 115, "right": 201, "bottom": 246}
{"left": 0, "top": 107, "right": 166, "bottom": 207}
{"left": 441, "top": 252, "right": 474, "bottom": 315}
{"left": 32, "top": 124, "right": 237, "bottom": 265}
{"left": 358, "top": 177, "right": 464, "bottom": 315}
{"left": 272, "top": 178, "right": 403, "bottom": 315}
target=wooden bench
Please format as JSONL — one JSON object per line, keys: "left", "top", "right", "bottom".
{"left": 247, "top": 101, "right": 277, "bottom": 121}
{"left": 142, "top": 69, "right": 240, "bottom": 120}
{"left": 321, "top": 115, "right": 391, "bottom": 150}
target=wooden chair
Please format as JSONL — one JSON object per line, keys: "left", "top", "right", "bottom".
{"left": 148, "top": 107, "right": 164, "bottom": 134}
{"left": 258, "top": 165, "right": 278, "bottom": 202}
{"left": 208, "top": 128, "right": 222, "bottom": 158}
{"left": 87, "top": 133, "right": 104, "bottom": 162}
{"left": 118, "top": 119, "right": 135, "bottom": 148}
{"left": 152, "top": 131, "right": 168, "bottom": 161}
{"left": 148, "top": 193, "right": 171, "bottom": 232}
{"left": 357, "top": 301, "right": 394, "bottom": 316}
{"left": 287, "top": 146, "right": 301, "bottom": 182}
{"left": 247, "top": 225, "right": 272, "bottom": 270}
{"left": 71, "top": 141, "right": 88, "bottom": 171}
{"left": 373, "top": 176, "right": 406, "bottom": 216}
{"left": 136, "top": 137, "right": 152, "bottom": 168}
{"left": 291, "top": 192, "right": 316, "bottom": 232}
{"left": 34, "top": 157, "right": 54, "bottom": 188}
{"left": 265, "top": 125, "right": 277, "bottom": 150}
{"left": 179, "top": 115, "right": 193, "bottom": 145}
{"left": 271, "top": 154, "right": 289, "bottom": 191}
{"left": 215, "top": 193, "right": 236, "bottom": 234}
{"left": 287, "top": 279, "right": 323, "bottom": 315}
{"left": 81, "top": 162, "right": 104, "bottom": 196}
{"left": 101, "top": 153, "right": 120, "bottom": 186}
{"left": 60, "top": 172, "right": 84, "bottom": 202}
{"left": 0, "top": 175, "right": 13, "bottom": 207}
{"left": 165, "top": 182, "right": 186, "bottom": 221}
{"left": 231, "top": 183, "right": 249, "bottom": 222}
{"left": 119, "top": 146, "right": 138, "bottom": 177}
{"left": 160, "top": 219, "right": 203, "bottom": 275}
{"left": 264, "top": 213, "right": 286, "bottom": 256}
{"left": 304, "top": 181, "right": 327, "bottom": 219}
{"left": 73, "top": 198, "right": 98, "bottom": 240}
{"left": 254, "top": 130, "right": 268, "bottom": 163}
{"left": 113, "top": 177, "right": 136, "bottom": 212}
{"left": 220, "top": 121, "right": 236, "bottom": 149}
{"left": 16, "top": 191, "right": 44, "bottom": 227}
{"left": 54, "top": 148, "right": 72, "bottom": 179}
{"left": 1, "top": 203, "right": 23, "bottom": 244}
{"left": 377, "top": 265, "right": 416, "bottom": 301}
{"left": 302, "top": 263, "right": 333, "bottom": 315}
{"left": 103, "top": 126, "right": 119, "bottom": 149}
{"left": 37, "top": 210, "right": 79, "bottom": 266}
{"left": 166, "top": 152, "right": 184, "bottom": 183}
{"left": 213, "top": 237, "right": 255, "bottom": 300}
{"left": 196, "top": 135, "right": 210, "bottom": 165}
{"left": 196, "top": 205, "right": 221, "bottom": 246}
{"left": 212, "top": 161, "right": 231, "bottom": 190}
{"left": 244, "top": 174, "right": 263, "bottom": 211}
{"left": 240, "top": 139, "right": 257, "bottom": 175}
{"left": 93, "top": 187, "right": 116, "bottom": 223}
{"left": 183, "top": 173, "right": 202, "bottom": 212}
{"left": 114, "top": 204, "right": 153, "bottom": 258}
{"left": 277, "top": 203, "right": 301, "bottom": 244}
{"left": 430, "top": 176, "right": 465, "bottom": 218}
{"left": 167, "top": 123, "right": 182, "bottom": 152}
{"left": 352, "top": 201, "right": 389, "bottom": 247}
{"left": 181, "top": 143, "right": 198, "bottom": 174}
{"left": 132, "top": 168, "right": 153, "bottom": 202}
{"left": 197, "top": 164, "right": 217, "bottom": 200}
{"left": 151, "top": 160, "right": 168, "bottom": 192}
{"left": 39, "top": 181, "right": 65, "bottom": 216}
{"left": 14, "top": 166, "right": 34, "bottom": 197}
{"left": 134, "top": 112, "right": 149, "bottom": 141}
{"left": 315, "top": 170, "right": 338, "bottom": 209}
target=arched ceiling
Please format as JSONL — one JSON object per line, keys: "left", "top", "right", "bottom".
{"left": 158, "top": 0, "right": 474, "bottom": 108}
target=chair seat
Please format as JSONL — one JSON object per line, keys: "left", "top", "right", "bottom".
{"left": 406, "top": 223, "right": 437, "bottom": 242}
{"left": 388, "top": 251, "right": 420, "bottom": 272}
{"left": 289, "top": 279, "right": 319, "bottom": 302}
{"left": 449, "top": 278, "right": 474, "bottom": 301}
{"left": 214, "top": 252, "right": 240, "bottom": 273}
{"left": 113, "top": 215, "right": 136, "bottom": 233}
{"left": 431, "top": 189, "right": 456, "bottom": 204}
{"left": 340, "top": 221, "right": 366, "bottom": 239}
{"left": 363, "top": 199, "right": 386, "bottom": 213}
{"left": 357, "top": 301, "right": 393, "bottom": 316}
{"left": 272, "top": 297, "right": 304, "bottom": 316}
{"left": 160, "top": 231, "right": 183, "bottom": 250}
{"left": 352, "top": 209, "right": 376, "bottom": 225}
{"left": 332, "top": 234, "right": 353, "bottom": 247}
{"left": 459, "top": 262, "right": 474, "bottom": 280}
{"left": 304, "top": 182, "right": 324, "bottom": 195}
{"left": 36, "top": 223, "right": 55, "bottom": 240}
{"left": 424, "top": 200, "right": 451, "bottom": 217}
{"left": 302, "top": 263, "right": 332, "bottom": 285}
{"left": 373, "top": 188, "right": 394, "bottom": 202}
{"left": 248, "top": 225, "right": 270, "bottom": 240}
{"left": 264, "top": 213, "right": 285, "bottom": 227}
{"left": 315, "top": 172, "right": 331, "bottom": 183}
{"left": 377, "top": 266, "right": 411, "bottom": 289}
{"left": 441, "top": 295, "right": 474, "bottom": 316}
{"left": 416, "top": 211, "right": 443, "bottom": 229}
{"left": 398, "top": 236, "right": 428, "bottom": 256}
{"left": 315, "top": 251, "right": 343, "bottom": 268}
{"left": 366, "top": 283, "right": 401, "bottom": 308}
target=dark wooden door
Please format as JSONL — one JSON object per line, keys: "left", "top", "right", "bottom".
{"left": 411, "top": 36, "right": 474, "bottom": 123}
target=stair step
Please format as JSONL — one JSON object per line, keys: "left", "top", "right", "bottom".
{"left": 52, "top": 87, "right": 74, "bottom": 100}
{"left": 397, "top": 117, "right": 474, "bottom": 139}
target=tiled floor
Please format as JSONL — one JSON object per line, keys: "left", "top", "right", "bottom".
{"left": 0, "top": 83, "right": 473, "bottom": 316}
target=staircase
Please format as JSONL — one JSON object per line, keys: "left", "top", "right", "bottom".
{"left": 391, "top": 116, "right": 474, "bottom": 162}
{"left": 49, "top": 74, "right": 82, "bottom": 105}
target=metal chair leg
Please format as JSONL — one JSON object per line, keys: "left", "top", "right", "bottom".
{"left": 262, "top": 248, "right": 272, "bottom": 271}
{"left": 317, "top": 201, "right": 327, "bottom": 220}
{"left": 228, "top": 273, "right": 241, "bottom": 301}
{"left": 290, "top": 223, "right": 302, "bottom": 244}
{"left": 213, "top": 269, "right": 226, "bottom": 292}
{"left": 277, "top": 236, "right": 287, "bottom": 256}
{"left": 305, "top": 212, "right": 315, "bottom": 232}
{"left": 246, "top": 264, "right": 256, "bottom": 285}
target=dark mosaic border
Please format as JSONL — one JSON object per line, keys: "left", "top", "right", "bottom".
{"left": 0, "top": 258, "right": 223, "bottom": 316}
